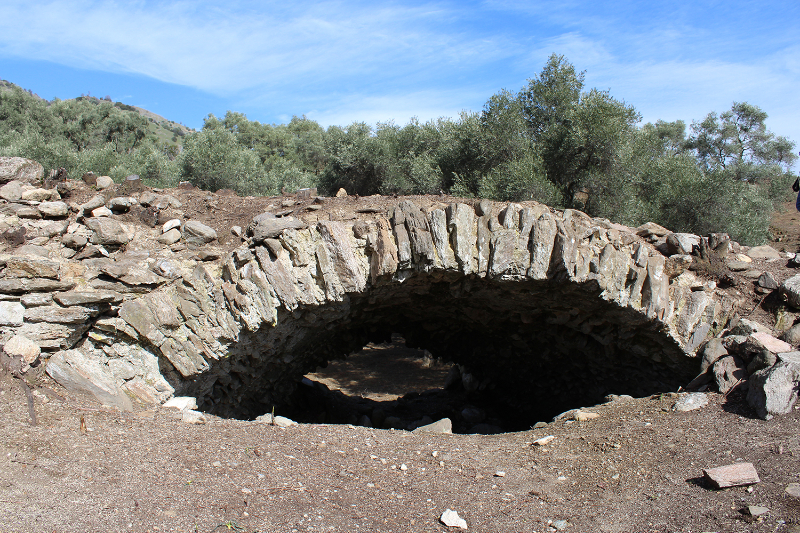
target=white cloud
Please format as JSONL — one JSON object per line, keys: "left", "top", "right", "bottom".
{"left": 515, "top": 28, "right": 800, "bottom": 144}
{"left": 1, "top": 0, "right": 798, "bottom": 149}
{"left": 0, "top": 0, "right": 510, "bottom": 95}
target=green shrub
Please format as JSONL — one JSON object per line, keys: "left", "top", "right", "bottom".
{"left": 179, "top": 129, "right": 268, "bottom": 194}
{"left": 0, "top": 131, "right": 78, "bottom": 173}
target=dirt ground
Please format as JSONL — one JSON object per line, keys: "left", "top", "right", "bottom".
{"left": 2, "top": 185, "right": 800, "bottom": 532}
{"left": 1, "top": 371, "right": 799, "bottom": 533}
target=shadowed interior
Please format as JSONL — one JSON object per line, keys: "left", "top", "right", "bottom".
{"left": 192, "top": 271, "right": 698, "bottom": 431}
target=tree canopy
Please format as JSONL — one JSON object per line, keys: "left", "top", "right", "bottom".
{"left": 0, "top": 56, "right": 796, "bottom": 245}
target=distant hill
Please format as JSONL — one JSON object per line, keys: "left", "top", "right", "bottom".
{"left": 0, "top": 79, "right": 46, "bottom": 102}
{"left": 0, "top": 79, "right": 194, "bottom": 147}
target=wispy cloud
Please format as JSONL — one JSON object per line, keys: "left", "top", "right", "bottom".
{"left": 0, "top": 0, "right": 509, "bottom": 95}
{"left": 0, "top": 0, "right": 798, "bottom": 148}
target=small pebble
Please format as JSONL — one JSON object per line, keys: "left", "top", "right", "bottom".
{"left": 747, "top": 505, "right": 769, "bottom": 517}
{"left": 440, "top": 509, "right": 467, "bottom": 529}
{"left": 494, "top": 471, "right": 506, "bottom": 477}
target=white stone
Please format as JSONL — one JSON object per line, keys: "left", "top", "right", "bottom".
{"left": 3, "top": 335, "right": 40, "bottom": 364}
{"left": 96, "top": 176, "right": 114, "bottom": 189}
{"left": 781, "top": 274, "right": 800, "bottom": 309}
{"left": 0, "top": 180, "right": 23, "bottom": 201}
{"left": 255, "top": 413, "right": 298, "bottom": 427}
{"left": 21, "top": 188, "right": 55, "bottom": 202}
{"left": 532, "top": 435, "right": 555, "bottom": 446}
{"left": 108, "top": 197, "right": 136, "bottom": 211}
{"left": 80, "top": 194, "right": 106, "bottom": 212}
{"left": 673, "top": 392, "right": 708, "bottom": 412}
{"left": 440, "top": 509, "right": 467, "bottom": 529}
{"left": 747, "top": 361, "right": 800, "bottom": 418}
{"left": 91, "top": 206, "right": 113, "bottom": 218}
{"left": 46, "top": 349, "right": 133, "bottom": 411}
{"left": 666, "top": 233, "right": 700, "bottom": 255}
{"left": 751, "top": 332, "right": 792, "bottom": 354}
{"left": 412, "top": 417, "right": 452, "bottom": 434}
{"left": 163, "top": 397, "right": 198, "bottom": 411}
{"left": 162, "top": 219, "right": 182, "bottom": 233}
{"left": 182, "top": 220, "right": 217, "bottom": 244}
{"left": 0, "top": 301, "right": 25, "bottom": 326}
{"left": 181, "top": 409, "right": 207, "bottom": 424}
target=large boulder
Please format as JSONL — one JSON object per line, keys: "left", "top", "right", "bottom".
{"left": 0, "top": 157, "right": 44, "bottom": 184}
{"left": 3, "top": 334, "right": 41, "bottom": 365}
{"left": 182, "top": 221, "right": 218, "bottom": 246}
{"left": 21, "top": 188, "right": 57, "bottom": 202}
{"left": 46, "top": 349, "right": 133, "bottom": 411}
{"left": 746, "top": 352, "right": 800, "bottom": 419}
{"left": 38, "top": 201, "right": 70, "bottom": 218}
{"left": 665, "top": 233, "right": 700, "bottom": 255}
{"left": 0, "top": 180, "right": 23, "bottom": 201}
{"left": 250, "top": 214, "right": 307, "bottom": 242}
{"left": 84, "top": 218, "right": 135, "bottom": 246}
{"left": 780, "top": 274, "right": 800, "bottom": 309}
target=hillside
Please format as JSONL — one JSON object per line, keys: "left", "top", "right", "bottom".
{"left": 0, "top": 79, "right": 194, "bottom": 148}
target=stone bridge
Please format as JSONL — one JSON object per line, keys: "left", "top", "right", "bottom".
{"left": 0, "top": 168, "right": 739, "bottom": 424}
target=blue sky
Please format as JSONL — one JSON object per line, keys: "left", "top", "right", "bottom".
{"left": 1, "top": 0, "right": 798, "bottom": 151}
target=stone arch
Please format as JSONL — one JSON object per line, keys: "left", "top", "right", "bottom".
{"left": 79, "top": 198, "right": 735, "bottom": 423}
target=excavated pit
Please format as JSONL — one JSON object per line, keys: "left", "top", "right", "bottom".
{"left": 192, "top": 271, "right": 699, "bottom": 432}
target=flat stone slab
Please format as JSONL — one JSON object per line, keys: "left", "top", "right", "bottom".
{"left": 2, "top": 257, "right": 61, "bottom": 279}
{"left": 53, "top": 290, "right": 123, "bottom": 306}
{"left": 412, "top": 418, "right": 453, "bottom": 434}
{"left": 727, "top": 261, "right": 751, "bottom": 272}
{"left": 182, "top": 220, "right": 217, "bottom": 245}
{"left": 751, "top": 332, "right": 792, "bottom": 354}
{"left": 703, "top": 462, "right": 760, "bottom": 489}
{"left": 38, "top": 200, "right": 69, "bottom": 218}
{"left": 0, "top": 278, "right": 76, "bottom": 294}
{"left": 747, "top": 245, "right": 782, "bottom": 259}
{"left": 673, "top": 392, "right": 709, "bottom": 412}
{"left": 251, "top": 216, "right": 307, "bottom": 242}
{"left": 23, "top": 305, "right": 96, "bottom": 324}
